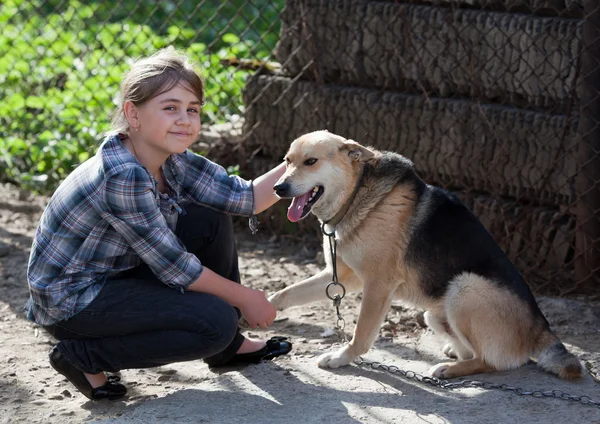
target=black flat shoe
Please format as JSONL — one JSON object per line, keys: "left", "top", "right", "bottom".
{"left": 49, "top": 346, "right": 127, "bottom": 400}
{"left": 214, "top": 336, "right": 292, "bottom": 367}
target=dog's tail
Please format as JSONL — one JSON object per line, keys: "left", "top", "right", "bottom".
{"left": 536, "top": 330, "right": 583, "bottom": 380}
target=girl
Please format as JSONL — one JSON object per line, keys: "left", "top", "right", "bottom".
{"left": 25, "top": 48, "right": 291, "bottom": 401}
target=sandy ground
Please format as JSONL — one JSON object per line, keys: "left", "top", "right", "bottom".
{"left": 1, "top": 182, "right": 599, "bottom": 423}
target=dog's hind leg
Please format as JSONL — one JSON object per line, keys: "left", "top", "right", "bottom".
{"left": 269, "top": 261, "right": 362, "bottom": 310}
{"left": 429, "top": 272, "right": 534, "bottom": 378}
{"left": 318, "top": 281, "right": 394, "bottom": 369}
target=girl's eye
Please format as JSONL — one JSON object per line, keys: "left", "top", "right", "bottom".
{"left": 165, "top": 106, "right": 176, "bottom": 111}
{"left": 188, "top": 108, "right": 199, "bottom": 113}
{"left": 304, "top": 158, "right": 318, "bottom": 166}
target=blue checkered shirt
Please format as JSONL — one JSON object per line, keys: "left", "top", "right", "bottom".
{"left": 25, "top": 133, "right": 254, "bottom": 326}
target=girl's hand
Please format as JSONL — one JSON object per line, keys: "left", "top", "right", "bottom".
{"left": 187, "top": 267, "right": 276, "bottom": 328}
{"left": 239, "top": 288, "right": 277, "bottom": 329}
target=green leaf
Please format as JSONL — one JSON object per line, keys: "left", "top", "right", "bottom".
{"left": 222, "top": 33, "right": 240, "bottom": 45}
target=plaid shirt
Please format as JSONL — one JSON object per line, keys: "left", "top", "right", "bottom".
{"left": 25, "top": 133, "right": 254, "bottom": 326}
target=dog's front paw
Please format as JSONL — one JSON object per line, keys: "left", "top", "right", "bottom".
{"left": 429, "top": 363, "right": 452, "bottom": 378}
{"left": 317, "top": 346, "right": 354, "bottom": 369}
{"left": 267, "top": 291, "right": 287, "bottom": 311}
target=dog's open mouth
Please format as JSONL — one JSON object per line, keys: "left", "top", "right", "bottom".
{"left": 287, "top": 186, "right": 324, "bottom": 222}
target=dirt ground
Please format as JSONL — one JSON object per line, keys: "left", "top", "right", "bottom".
{"left": 1, "top": 182, "right": 599, "bottom": 423}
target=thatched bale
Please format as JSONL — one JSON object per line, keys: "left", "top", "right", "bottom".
{"left": 277, "top": 0, "right": 581, "bottom": 112}
{"left": 243, "top": 75, "right": 578, "bottom": 205}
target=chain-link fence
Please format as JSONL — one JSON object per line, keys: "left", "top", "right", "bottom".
{"left": 1, "top": 0, "right": 599, "bottom": 296}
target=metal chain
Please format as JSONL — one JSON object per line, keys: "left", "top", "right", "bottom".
{"left": 354, "top": 357, "right": 600, "bottom": 409}
{"left": 322, "top": 222, "right": 346, "bottom": 331}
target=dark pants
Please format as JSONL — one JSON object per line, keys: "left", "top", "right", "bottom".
{"left": 44, "top": 203, "right": 245, "bottom": 374}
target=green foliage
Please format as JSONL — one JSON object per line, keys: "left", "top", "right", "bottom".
{"left": 0, "top": 0, "right": 283, "bottom": 192}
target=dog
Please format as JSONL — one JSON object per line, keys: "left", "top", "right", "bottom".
{"left": 269, "top": 130, "right": 583, "bottom": 380}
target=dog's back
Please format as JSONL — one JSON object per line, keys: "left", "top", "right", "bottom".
{"left": 407, "top": 185, "right": 540, "bottom": 310}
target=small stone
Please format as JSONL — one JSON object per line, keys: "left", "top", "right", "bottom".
{"left": 61, "top": 389, "right": 72, "bottom": 398}
{"left": 48, "top": 394, "right": 64, "bottom": 400}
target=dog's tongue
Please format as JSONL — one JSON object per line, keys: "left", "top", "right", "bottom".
{"left": 287, "top": 192, "right": 311, "bottom": 222}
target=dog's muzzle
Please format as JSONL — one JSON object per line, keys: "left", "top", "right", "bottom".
{"left": 274, "top": 182, "right": 291, "bottom": 198}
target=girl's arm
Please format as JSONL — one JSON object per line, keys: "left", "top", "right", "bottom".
{"left": 187, "top": 267, "right": 276, "bottom": 329}
{"left": 252, "top": 162, "right": 286, "bottom": 214}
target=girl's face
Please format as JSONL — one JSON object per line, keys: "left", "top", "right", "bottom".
{"left": 131, "top": 82, "right": 202, "bottom": 156}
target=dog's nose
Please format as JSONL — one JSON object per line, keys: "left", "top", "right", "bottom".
{"left": 273, "top": 182, "right": 290, "bottom": 197}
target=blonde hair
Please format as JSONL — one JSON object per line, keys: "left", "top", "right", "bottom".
{"left": 111, "top": 47, "right": 204, "bottom": 134}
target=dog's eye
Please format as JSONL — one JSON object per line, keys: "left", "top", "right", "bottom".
{"left": 304, "top": 158, "right": 318, "bottom": 166}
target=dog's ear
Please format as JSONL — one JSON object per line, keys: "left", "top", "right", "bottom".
{"left": 341, "top": 140, "right": 374, "bottom": 162}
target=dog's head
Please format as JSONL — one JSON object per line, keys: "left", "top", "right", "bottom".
{"left": 274, "top": 130, "right": 374, "bottom": 222}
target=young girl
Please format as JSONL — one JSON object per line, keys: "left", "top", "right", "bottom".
{"left": 25, "top": 48, "right": 291, "bottom": 401}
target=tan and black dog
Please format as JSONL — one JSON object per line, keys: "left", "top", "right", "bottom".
{"left": 269, "top": 130, "right": 583, "bottom": 380}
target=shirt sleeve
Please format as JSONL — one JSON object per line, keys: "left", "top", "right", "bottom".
{"left": 100, "top": 166, "right": 203, "bottom": 289}
{"left": 181, "top": 150, "right": 255, "bottom": 216}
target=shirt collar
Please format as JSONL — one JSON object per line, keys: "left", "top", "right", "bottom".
{"left": 100, "top": 133, "right": 186, "bottom": 194}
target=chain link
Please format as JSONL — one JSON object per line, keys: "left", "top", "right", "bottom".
{"left": 353, "top": 357, "right": 600, "bottom": 409}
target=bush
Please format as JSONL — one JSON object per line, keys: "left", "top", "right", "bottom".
{"left": 0, "top": 0, "right": 283, "bottom": 192}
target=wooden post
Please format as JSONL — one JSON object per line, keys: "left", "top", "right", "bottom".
{"left": 576, "top": 0, "right": 600, "bottom": 294}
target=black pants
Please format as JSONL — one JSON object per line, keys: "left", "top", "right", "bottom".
{"left": 44, "top": 203, "right": 245, "bottom": 374}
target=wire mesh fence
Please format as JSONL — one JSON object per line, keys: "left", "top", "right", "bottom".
{"left": 1, "top": 0, "right": 599, "bottom": 296}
